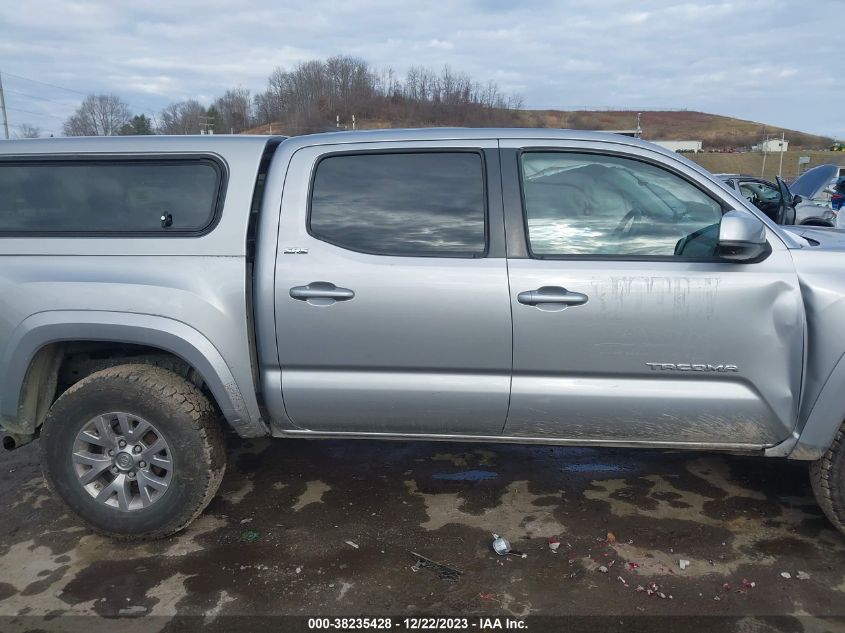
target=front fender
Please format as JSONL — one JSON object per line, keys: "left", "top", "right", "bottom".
{"left": 790, "top": 350, "right": 845, "bottom": 460}
{"left": 0, "top": 310, "right": 267, "bottom": 438}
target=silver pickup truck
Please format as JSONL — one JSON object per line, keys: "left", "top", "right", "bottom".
{"left": 3, "top": 129, "right": 845, "bottom": 540}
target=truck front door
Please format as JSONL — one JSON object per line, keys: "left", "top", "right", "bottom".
{"left": 272, "top": 140, "right": 512, "bottom": 435}
{"left": 500, "top": 141, "right": 804, "bottom": 447}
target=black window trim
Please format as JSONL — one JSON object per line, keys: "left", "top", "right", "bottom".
{"left": 515, "top": 147, "right": 750, "bottom": 264}
{"left": 0, "top": 153, "right": 228, "bottom": 238}
{"left": 306, "top": 148, "right": 490, "bottom": 259}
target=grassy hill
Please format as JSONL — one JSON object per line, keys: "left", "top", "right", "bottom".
{"left": 510, "top": 110, "right": 833, "bottom": 150}
{"left": 247, "top": 109, "right": 835, "bottom": 151}
{"left": 688, "top": 150, "right": 845, "bottom": 180}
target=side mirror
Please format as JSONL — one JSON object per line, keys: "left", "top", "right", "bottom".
{"left": 792, "top": 194, "right": 803, "bottom": 206}
{"left": 718, "top": 209, "right": 767, "bottom": 262}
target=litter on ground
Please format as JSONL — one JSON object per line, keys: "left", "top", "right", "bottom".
{"left": 409, "top": 551, "right": 463, "bottom": 582}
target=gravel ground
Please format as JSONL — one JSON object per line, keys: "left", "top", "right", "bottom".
{"left": 2, "top": 435, "right": 845, "bottom": 631}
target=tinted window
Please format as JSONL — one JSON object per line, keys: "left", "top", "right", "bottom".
{"left": 0, "top": 159, "right": 222, "bottom": 234}
{"left": 310, "top": 152, "right": 486, "bottom": 257}
{"left": 521, "top": 152, "right": 723, "bottom": 257}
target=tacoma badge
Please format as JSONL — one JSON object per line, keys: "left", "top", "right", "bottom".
{"left": 646, "top": 363, "right": 738, "bottom": 372}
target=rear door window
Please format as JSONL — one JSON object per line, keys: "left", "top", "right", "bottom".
{"left": 0, "top": 158, "right": 223, "bottom": 234}
{"left": 309, "top": 152, "right": 487, "bottom": 257}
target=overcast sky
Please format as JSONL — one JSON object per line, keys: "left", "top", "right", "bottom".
{"left": 1, "top": 0, "right": 842, "bottom": 138}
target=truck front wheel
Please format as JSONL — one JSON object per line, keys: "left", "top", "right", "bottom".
{"left": 40, "top": 364, "right": 226, "bottom": 540}
{"left": 811, "top": 423, "right": 845, "bottom": 536}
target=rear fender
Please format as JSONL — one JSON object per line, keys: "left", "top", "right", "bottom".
{"left": 0, "top": 310, "right": 268, "bottom": 438}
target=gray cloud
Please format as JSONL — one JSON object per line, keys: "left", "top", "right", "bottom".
{"left": 0, "top": 0, "right": 841, "bottom": 138}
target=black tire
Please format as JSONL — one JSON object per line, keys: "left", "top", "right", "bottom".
{"left": 40, "top": 364, "right": 226, "bottom": 540}
{"left": 811, "top": 423, "right": 845, "bottom": 535}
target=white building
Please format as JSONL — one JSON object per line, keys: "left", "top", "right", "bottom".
{"left": 652, "top": 140, "right": 703, "bottom": 153}
{"left": 753, "top": 138, "right": 789, "bottom": 153}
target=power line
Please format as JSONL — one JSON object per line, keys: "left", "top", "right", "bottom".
{"left": 5, "top": 106, "right": 65, "bottom": 120}
{"left": 4, "top": 87, "right": 76, "bottom": 107}
{"left": 1, "top": 71, "right": 177, "bottom": 133}
{"left": 5, "top": 74, "right": 160, "bottom": 120}
{"left": 1, "top": 71, "right": 88, "bottom": 96}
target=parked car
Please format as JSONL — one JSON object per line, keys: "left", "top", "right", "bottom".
{"left": 831, "top": 177, "right": 845, "bottom": 212}
{"left": 5, "top": 131, "right": 845, "bottom": 540}
{"left": 719, "top": 171, "right": 836, "bottom": 227}
{"left": 790, "top": 164, "right": 842, "bottom": 210}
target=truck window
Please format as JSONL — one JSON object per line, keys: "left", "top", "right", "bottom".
{"left": 520, "top": 152, "right": 723, "bottom": 258}
{"left": 0, "top": 158, "right": 223, "bottom": 235}
{"left": 309, "top": 152, "right": 486, "bottom": 257}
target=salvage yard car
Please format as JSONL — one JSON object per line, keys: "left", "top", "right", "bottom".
{"left": 5, "top": 129, "right": 845, "bottom": 539}
{"left": 719, "top": 171, "right": 837, "bottom": 227}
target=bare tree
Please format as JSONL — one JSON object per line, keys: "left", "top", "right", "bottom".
{"left": 250, "top": 56, "right": 522, "bottom": 133}
{"left": 63, "top": 94, "right": 131, "bottom": 136}
{"left": 214, "top": 88, "right": 253, "bottom": 133}
{"left": 157, "top": 100, "right": 208, "bottom": 134}
{"left": 13, "top": 123, "right": 42, "bottom": 139}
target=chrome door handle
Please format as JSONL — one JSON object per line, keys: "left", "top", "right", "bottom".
{"left": 517, "top": 286, "right": 588, "bottom": 307}
{"left": 290, "top": 282, "right": 354, "bottom": 305}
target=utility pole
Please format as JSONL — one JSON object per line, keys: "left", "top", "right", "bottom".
{"left": 761, "top": 133, "right": 770, "bottom": 178}
{"left": 777, "top": 131, "right": 785, "bottom": 178}
{"left": 0, "top": 70, "right": 9, "bottom": 140}
{"left": 199, "top": 115, "right": 214, "bottom": 135}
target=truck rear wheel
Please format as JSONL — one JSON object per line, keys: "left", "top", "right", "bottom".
{"left": 810, "top": 423, "right": 845, "bottom": 536}
{"left": 40, "top": 364, "right": 226, "bottom": 540}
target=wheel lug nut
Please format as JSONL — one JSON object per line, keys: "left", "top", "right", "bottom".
{"left": 132, "top": 445, "right": 141, "bottom": 454}
{"left": 139, "top": 461, "right": 147, "bottom": 468}
{"left": 128, "top": 471, "right": 136, "bottom": 478}
{"left": 118, "top": 440, "right": 126, "bottom": 448}
{"left": 108, "top": 450, "right": 114, "bottom": 456}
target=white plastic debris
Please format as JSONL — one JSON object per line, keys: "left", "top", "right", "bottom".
{"left": 780, "top": 572, "right": 791, "bottom": 579}
{"left": 796, "top": 571, "right": 810, "bottom": 580}
{"left": 118, "top": 606, "right": 148, "bottom": 617}
{"left": 679, "top": 559, "right": 690, "bottom": 570}
{"left": 345, "top": 540, "right": 359, "bottom": 549}
{"left": 491, "top": 534, "right": 511, "bottom": 555}
{"left": 598, "top": 565, "right": 609, "bottom": 573}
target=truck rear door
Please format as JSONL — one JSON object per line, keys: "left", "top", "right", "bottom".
{"left": 272, "top": 140, "right": 511, "bottom": 435}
